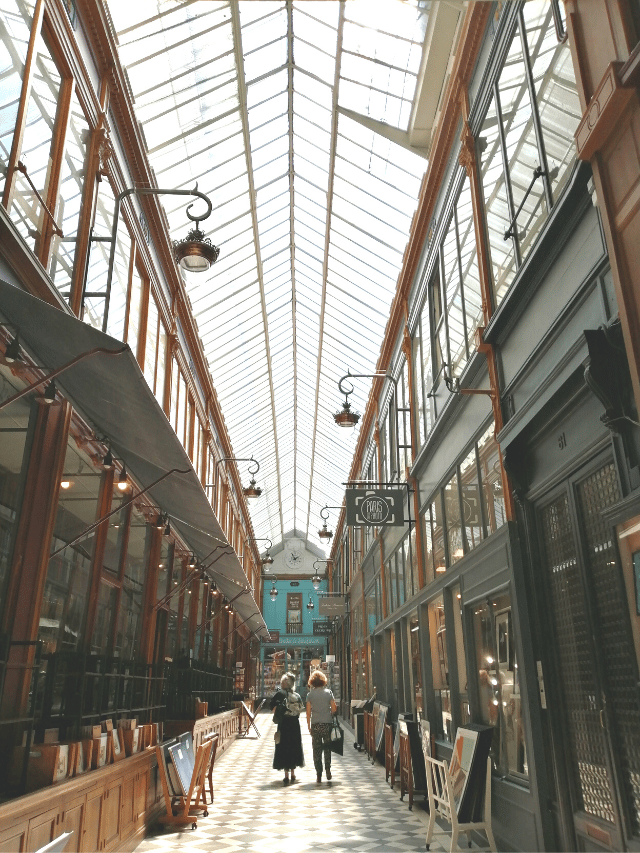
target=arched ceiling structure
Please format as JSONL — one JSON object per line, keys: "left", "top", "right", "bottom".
{"left": 105, "top": 0, "right": 464, "bottom": 554}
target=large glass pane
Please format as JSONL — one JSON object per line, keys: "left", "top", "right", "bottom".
{"left": 500, "top": 20, "right": 547, "bottom": 267}
{"left": 91, "top": 581, "right": 116, "bottom": 655}
{"left": 481, "top": 90, "right": 517, "bottom": 307}
{"left": 443, "top": 216, "right": 467, "bottom": 375}
{"left": 48, "top": 90, "right": 89, "bottom": 295}
{"left": 457, "top": 176, "right": 483, "bottom": 352}
{"left": 428, "top": 594, "right": 452, "bottom": 741}
{"left": 10, "top": 29, "right": 63, "bottom": 251}
{"left": 0, "top": 366, "right": 31, "bottom": 616}
{"left": 408, "top": 609, "right": 422, "bottom": 718}
{"left": 83, "top": 178, "right": 132, "bottom": 337}
{"left": 0, "top": 0, "right": 36, "bottom": 197}
{"left": 524, "top": 1, "right": 580, "bottom": 202}
{"left": 473, "top": 591, "right": 527, "bottom": 778}
{"left": 478, "top": 424, "right": 506, "bottom": 534}
{"left": 445, "top": 470, "right": 463, "bottom": 565}
{"left": 114, "top": 505, "right": 150, "bottom": 659}
{"left": 38, "top": 440, "right": 102, "bottom": 654}
{"left": 461, "top": 445, "right": 483, "bottom": 551}
{"left": 452, "top": 584, "right": 470, "bottom": 728}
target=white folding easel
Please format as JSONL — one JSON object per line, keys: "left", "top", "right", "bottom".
{"left": 424, "top": 754, "right": 497, "bottom": 852}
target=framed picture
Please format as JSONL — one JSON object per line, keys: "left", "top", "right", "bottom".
{"left": 374, "top": 702, "right": 389, "bottom": 752}
{"left": 448, "top": 726, "right": 479, "bottom": 812}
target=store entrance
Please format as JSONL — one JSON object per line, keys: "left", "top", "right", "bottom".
{"left": 536, "top": 458, "right": 640, "bottom": 851}
{"left": 259, "top": 644, "right": 328, "bottom": 701}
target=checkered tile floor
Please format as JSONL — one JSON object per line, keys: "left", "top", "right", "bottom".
{"left": 135, "top": 714, "right": 458, "bottom": 853}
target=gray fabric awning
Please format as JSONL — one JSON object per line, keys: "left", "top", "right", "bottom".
{"left": 0, "top": 278, "right": 266, "bottom": 636}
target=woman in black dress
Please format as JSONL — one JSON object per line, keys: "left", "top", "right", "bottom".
{"left": 270, "top": 672, "right": 304, "bottom": 785}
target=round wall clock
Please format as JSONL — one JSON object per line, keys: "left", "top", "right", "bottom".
{"left": 285, "top": 550, "right": 303, "bottom": 569}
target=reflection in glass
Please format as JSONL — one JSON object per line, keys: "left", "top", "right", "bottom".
{"left": 0, "top": 0, "right": 36, "bottom": 197}
{"left": 478, "top": 425, "right": 506, "bottom": 534}
{"left": 460, "top": 446, "right": 483, "bottom": 551}
{"left": 114, "top": 505, "right": 150, "bottom": 659}
{"left": 0, "top": 367, "right": 31, "bottom": 614}
{"left": 428, "top": 594, "right": 451, "bottom": 741}
{"left": 452, "top": 585, "right": 470, "bottom": 727}
{"left": 38, "top": 440, "right": 102, "bottom": 654}
{"left": 408, "top": 610, "right": 422, "bottom": 719}
{"left": 48, "top": 90, "right": 89, "bottom": 294}
{"left": 11, "top": 29, "right": 63, "bottom": 252}
{"left": 472, "top": 592, "right": 527, "bottom": 778}
{"left": 445, "top": 470, "right": 463, "bottom": 564}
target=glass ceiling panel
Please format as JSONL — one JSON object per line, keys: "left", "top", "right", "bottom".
{"left": 107, "top": 0, "right": 430, "bottom": 553}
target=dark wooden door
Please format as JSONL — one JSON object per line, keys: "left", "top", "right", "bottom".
{"left": 537, "top": 460, "right": 640, "bottom": 851}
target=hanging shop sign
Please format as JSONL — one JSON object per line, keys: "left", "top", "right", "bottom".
{"left": 319, "top": 596, "right": 346, "bottom": 616}
{"left": 265, "top": 630, "right": 280, "bottom": 643}
{"left": 345, "top": 489, "right": 405, "bottom": 526}
{"left": 313, "top": 620, "right": 333, "bottom": 635}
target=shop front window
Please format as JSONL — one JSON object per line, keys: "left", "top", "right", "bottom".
{"left": 408, "top": 610, "right": 422, "bottom": 719}
{"left": 114, "top": 504, "right": 150, "bottom": 659}
{"left": 0, "top": 368, "right": 32, "bottom": 618}
{"left": 478, "top": 424, "right": 506, "bottom": 534}
{"left": 452, "top": 584, "right": 470, "bottom": 727}
{"left": 38, "top": 438, "right": 102, "bottom": 655}
{"left": 428, "top": 594, "right": 452, "bottom": 741}
{"left": 472, "top": 591, "right": 528, "bottom": 779}
{"left": 445, "top": 469, "right": 463, "bottom": 565}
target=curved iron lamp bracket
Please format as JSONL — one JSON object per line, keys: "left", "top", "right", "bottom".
{"left": 216, "top": 456, "right": 260, "bottom": 477}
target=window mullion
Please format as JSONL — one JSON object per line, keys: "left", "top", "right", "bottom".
{"left": 494, "top": 81, "right": 522, "bottom": 267}
{"left": 1, "top": 0, "right": 45, "bottom": 210}
{"left": 518, "top": 9, "right": 554, "bottom": 210}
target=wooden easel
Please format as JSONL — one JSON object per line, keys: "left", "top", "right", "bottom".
{"left": 384, "top": 723, "right": 395, "bottom": 787}
{"left": 424, "top": 754, "right": 497, "bottom": 852}
{"left": 156, "top": 738, "right": 213, "bottom": 830}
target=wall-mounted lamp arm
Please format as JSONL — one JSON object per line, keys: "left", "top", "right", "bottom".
{"left": 103, "top": 186, "right": 213, "bottom": 333}
{"left": 0, "top": 345, "right": 128, "bottom": 411}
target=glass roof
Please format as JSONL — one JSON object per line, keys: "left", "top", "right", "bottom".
{"left": 107, "top": 0, "right": 430, "bottom": 554}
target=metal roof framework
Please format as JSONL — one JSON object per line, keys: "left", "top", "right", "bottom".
{"left": 107, "top": 0, "right": 435, "bottom": 554}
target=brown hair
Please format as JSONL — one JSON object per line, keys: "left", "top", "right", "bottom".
{"left": 308, "top": 669, "right": 327, "bottom": 688}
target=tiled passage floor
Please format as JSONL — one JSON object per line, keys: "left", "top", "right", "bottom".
{"left": 135, "top": 713, "right": 454, "bottom": 853}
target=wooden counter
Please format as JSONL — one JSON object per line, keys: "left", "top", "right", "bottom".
{"left": 0, "top": 708, "right": 241, "bottom": 852}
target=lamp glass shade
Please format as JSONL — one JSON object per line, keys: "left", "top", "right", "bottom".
{"left": 243, "top": 479, "right": 262, "bottom": 499}
{"left": 333, "top": 400, "right": 360, "bottom": 427}
{"left": 173, "top": 229, "right": 220, "bottom": 272}
{"left": 269, "top": 588, "right": 278, "bottom": 601}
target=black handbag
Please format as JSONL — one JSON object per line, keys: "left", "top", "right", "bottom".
{"left": 329, "top": 717, "right": 344, "bottom": 756}
{"left": 272, "top": 698, "right": 286, "bottom": 725}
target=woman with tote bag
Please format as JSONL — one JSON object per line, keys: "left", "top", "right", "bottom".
{"left": 306, "top": 669, "right": 338, "bottom": 783}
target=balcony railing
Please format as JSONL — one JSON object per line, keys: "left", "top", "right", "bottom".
{"left": 286, "top": 622, "right": 302, "bottom": 634}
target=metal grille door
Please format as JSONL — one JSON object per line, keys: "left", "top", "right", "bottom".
{"left": 539, "top": 492, "right": 615, "bottom": 823}
{"left": 576, "top": 463, "right": 640, "bottom": 836}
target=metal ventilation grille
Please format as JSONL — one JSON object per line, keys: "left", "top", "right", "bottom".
{"left": 539, "top": 491, "right": 615, "bottom": 824}
{"left": 576, "top": 463, "right": 640, "bottom": 836}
